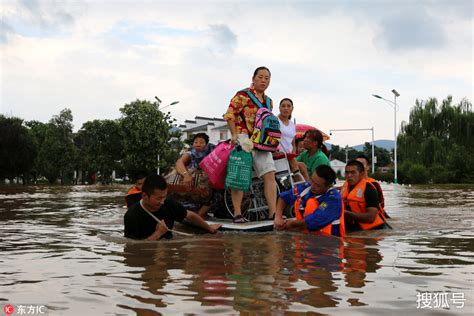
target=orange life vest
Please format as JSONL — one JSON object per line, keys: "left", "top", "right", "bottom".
{"left": 367, "top": 177, "right": 385, "bottom": 209}
{"left": 294, "top": 187, "right": 345, "bottom": 237}
{"left": 366, "top": 177, "right": 391, "bottom": 219}
{"left": 340, "top": 178, "right": 385, "bottom": 230}
{"left": 125, "top": 186, "right": 141, "bottom": 207}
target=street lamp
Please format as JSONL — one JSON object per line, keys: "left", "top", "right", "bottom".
{"left": 372, "top": 89, "right": 399, "bottom": 184}
{"left": 160, "top": 101, "right": 180, "bottom": 110}
{"left": 329, "top": 127, "right": 375, "bottom": 174}
{"left": 154, "top": 96, "right": 180, "bottom": 175}
{"left": 155, "top": 96, "right": 180, "bottom": 110}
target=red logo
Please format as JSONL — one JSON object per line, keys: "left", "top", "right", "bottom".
{"left": 4, "top": 304, "right": 14, "bottom": 315}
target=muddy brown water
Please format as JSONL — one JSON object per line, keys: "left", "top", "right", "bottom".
{"left": 0, "top": 183, "right": 472, "bottom": 315}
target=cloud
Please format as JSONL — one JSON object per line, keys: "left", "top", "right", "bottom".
{"left": 206, "top": 24, "right": 237, "bottom": 55}
{"left": 375, "top": 9, "right": 446, "bottom": 51}
{"left": 19, "top": 0, "right": 75, "bottom": 29}
{"left": 1, "top": 0, "right": 472, "bottom": 146}
{"left": 0, "top": 0, "right": 77, "bottom": 43}
{"left": 0, "top": 20, "right": 14, "bottom": 43}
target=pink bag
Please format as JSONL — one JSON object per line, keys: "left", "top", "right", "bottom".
{"left": 199, "top": 141, "right": 233, "bottom": 189}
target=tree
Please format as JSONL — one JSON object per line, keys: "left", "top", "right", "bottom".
{"left": 328, "top": 144, "right": 345, "bottom": 162}
{"left": 75, "top": 119, "right": 123, "bottom": 184}
{"left": 362, "top": 142, "right": 391, "bottom": 168}
{"left": 119, "top": 99, "right": 181, "bottom": 177}
{"left": 397, "top": 96, "right": 473, "bottom": 184}
{"left": 35, "top": 109, "right": 77, "bottom": 184}
{"left": 0, "top": 115, "right": 37, "bottom": 183}
{"left": 25, "top": 120, "right": 49, "bottom": 183}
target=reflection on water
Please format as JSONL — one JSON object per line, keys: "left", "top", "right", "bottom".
{"left": 0, "top": 184, "right": 472, "bottom": 315}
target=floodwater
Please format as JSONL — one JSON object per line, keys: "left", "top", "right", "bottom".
{"left": 0, "top": 183, "right": 473, "bottom": 315}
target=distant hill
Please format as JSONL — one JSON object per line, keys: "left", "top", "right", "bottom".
{"left": 353, "top": 139, "right": 394, "bottom": 151}
{"left": 325, "top": 139, "right": 394, "bottom": 151}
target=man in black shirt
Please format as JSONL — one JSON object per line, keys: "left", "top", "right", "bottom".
{"left": 124, "top": 174, "right": 221, "bottom": 240}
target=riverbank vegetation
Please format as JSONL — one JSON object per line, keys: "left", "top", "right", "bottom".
{"left": 396, "top": 96, "right": 473, "bottom": 184}
{"left": 1, "top": 96, "right": 471, "bottom": 185}
{"left": 0, "top": 99, "right": 182, "bottom": 184}
{"left": 324, "top": 96, "right": 472, "bottom": 184}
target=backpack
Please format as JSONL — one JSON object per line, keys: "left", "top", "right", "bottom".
{"left": 241, "top": 89, "right": 281, "bottom": 152}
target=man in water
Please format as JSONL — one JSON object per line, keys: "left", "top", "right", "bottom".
{"left": 355, "top": 154, "right": 390, "bottom": 218}
{"left": 274, "top": 165, "right": 345, "bottom": 237}
{"left": 341, "top": 160, "right": 387, "bottom": 231}
{"left": 124, "top": 174, "right": 221, "bottom": 240}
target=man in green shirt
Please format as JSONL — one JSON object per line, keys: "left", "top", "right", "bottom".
{"left": 297, "top": 129, "right": 330, "bottom": 181}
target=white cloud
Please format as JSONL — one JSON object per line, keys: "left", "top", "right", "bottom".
{"left": 1, "top": 0, "right": 472, "bottom": 146}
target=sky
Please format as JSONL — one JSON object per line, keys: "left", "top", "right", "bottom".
{"left": 1, "top": 0, "right": 472, "bottom": 147}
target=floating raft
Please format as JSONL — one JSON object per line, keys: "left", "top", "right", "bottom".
{"left": 206, "top": 218, "right": 274, "bottom": 232}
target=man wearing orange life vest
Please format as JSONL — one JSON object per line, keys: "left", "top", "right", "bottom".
{"left": 342, "top": 160, "right": 386, "bottom": 231}
{"left": 274, "top": 165, "right": 345, "bottom": 237}
{"left": 355, "top": 154, "right": 390, "bottom": 219}
{"left": 125, "top": 173, "right": 146, "bottom": 208}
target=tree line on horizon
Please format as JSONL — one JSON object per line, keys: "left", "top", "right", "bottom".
{"left": 0, "top": 96, "right": 472, "bottom": 185}
{"left": 396, "top": 96, "right": 473, "bottom": 184}
{"left": 0, "top": 100, "right": 182, "bottom": 185}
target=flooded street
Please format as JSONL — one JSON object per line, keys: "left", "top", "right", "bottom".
{"left": 0, "top": 183, "right": 473, "bottom": 315}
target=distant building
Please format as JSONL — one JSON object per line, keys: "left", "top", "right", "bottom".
{"left": 179, "top": 116, "right": 230, "bottom": 145}
{"left": 330, "top": 159, "right": 346, "bottom": 177}
{"left": 380, "top": 162, "right": 394, "bottom": 173}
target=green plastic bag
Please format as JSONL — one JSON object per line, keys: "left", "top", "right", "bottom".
{"left": 225, "top": 146, "right": 253, "bottom": 192}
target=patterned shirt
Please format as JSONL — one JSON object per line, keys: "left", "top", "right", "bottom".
{"left": 223, "top": 88, "right": 272, "bottom": 135}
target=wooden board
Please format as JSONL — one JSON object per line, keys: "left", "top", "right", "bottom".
{"left": 206, "top": 218, "right": 274, "bottom": 232}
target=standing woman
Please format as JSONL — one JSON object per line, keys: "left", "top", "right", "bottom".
{"left": 223, "top": 66, "right": 278, "bottom": 223}
{"left": 277, "top": 98, "right": 296, "bottom": 154}
{"left": 277, "top": 98, "right": 303, "bottom": 181}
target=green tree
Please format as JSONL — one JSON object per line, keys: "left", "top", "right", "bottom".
{"left": 362, "top": 142, "right": 391, "bottom": 168}
{"left": 397, "top": 96, "right": 473, "bottom": 184}
{"left": 25, "top": 120, "right": 49, "bottom": 183}
{"left": 0, "top": 115, "right": 37, "bottom": 183}
{"left": 75, "top": 119, "right": 123, "bottom": 184}
{"left": 406, "top": 164, "right": 429, "bottom": 184}
{"left": 36, "top": 109, "right": 77, "bottom": 184}
{"left": 119, "top": 99, "right": 181, "bottom": 177}
{"left": 328, "top": 144, "right": 346, "bottom": 161}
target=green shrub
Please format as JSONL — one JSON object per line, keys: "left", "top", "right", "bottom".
{"left": 430, "top": 164, "right": 453, "bottom": 184}
{"left": 407, "top": 164, "right": 429, "bottom": 184}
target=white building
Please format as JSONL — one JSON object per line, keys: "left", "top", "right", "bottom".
{"left": 330, "top": 159, "right": 346, "bottom": 177}
{"left": 179, "top": 116, "right": 231, "bottom": 145}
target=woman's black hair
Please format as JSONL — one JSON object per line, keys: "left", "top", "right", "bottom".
{"left": 192, "top": 133, "right": 209, "bottom": 144}
{"left": 279, "top": 98, "right": 293, "bottom": 106}
{"left": 279, "top": 98, "right": 294, "bottom": 120}
{"left": 304, "top": 129, "right": 329, "bottom": 156}
{"left": 253, "top": 66, "right": 271, "bottom": 78}
{"left": 304, "top": 129, "right": 323, "bottom": 147}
